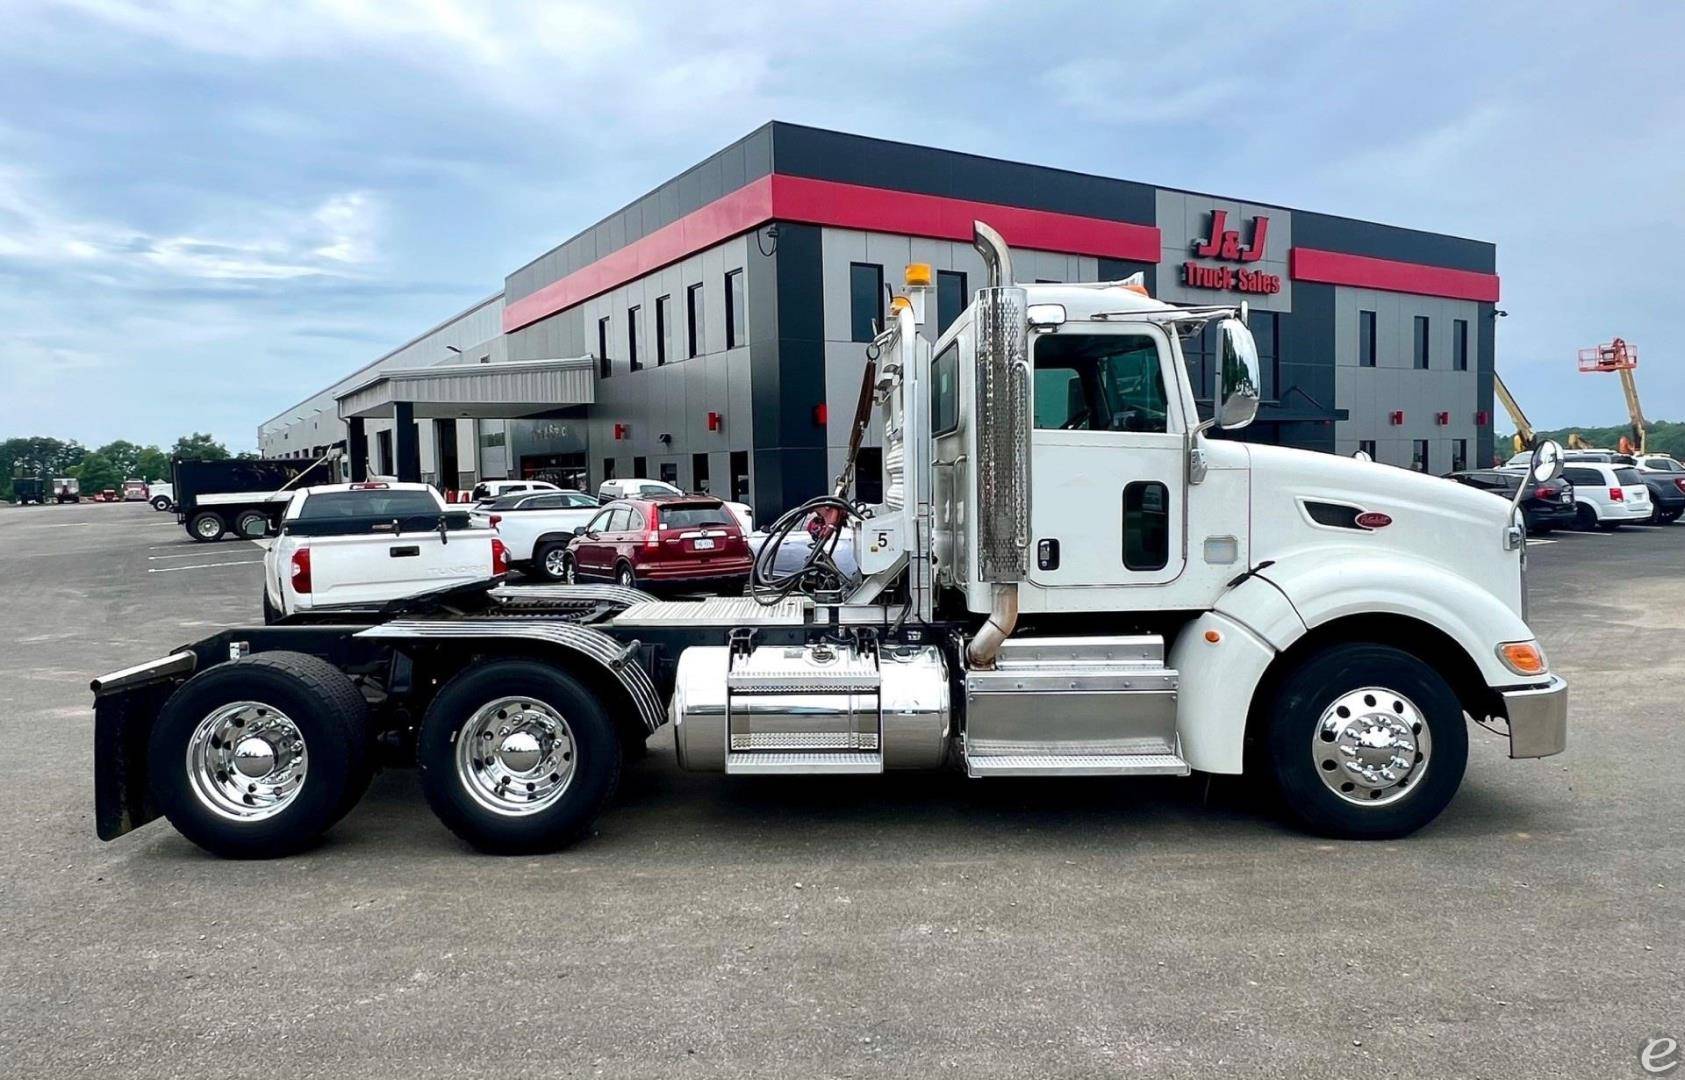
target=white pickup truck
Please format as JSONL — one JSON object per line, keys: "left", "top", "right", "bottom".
{"left": 467, "top": 489, "right": 601, "bottom": 581}
{"left": 262, "top": 482, "right": 507, "bottom": 622}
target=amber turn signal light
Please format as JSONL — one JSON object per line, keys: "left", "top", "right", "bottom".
{"left": 1496, "top": 641, "right": 1547, "bottom": 676}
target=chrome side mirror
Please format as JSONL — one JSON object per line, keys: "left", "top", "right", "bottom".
{"left": 1214, "top": 317, "right": 1261, "bottom": 430}
{"left": 1530, "top": 440, "right": 1564, "bottom": 485}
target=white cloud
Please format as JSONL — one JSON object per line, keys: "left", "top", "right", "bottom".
{"left": 0, "top": 168, "right": 379, "bottom": 281}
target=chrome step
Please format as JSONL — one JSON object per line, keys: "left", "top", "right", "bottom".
{"left": 963, "top": 752, "right": 1190, "bottom": 778}
{"left": 725, "top": 751, "right": 885, "bottom": 775}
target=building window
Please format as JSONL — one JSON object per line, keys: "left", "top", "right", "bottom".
{"left": 1413, "top": 439, "right": 1430, "bottom": 473}
{"left": 850, "top": 262, "right": 883, "bottom": 343}
{"left": 627, "top": 305, "right": 642, "bottom": 372}
{"left": 1359, "top": 310, "right": 1377, "bottom": 367}
{"left": 1359, "top": 439, "right": 1377, "bottom": 459}
{"left": 633, "top": 455, "right": 647, "bottom": 478}
{"left": 692, "top": 452, "right": 710, "bottom": 494}
{"left": 937, "top": 270, "right": 967, "bottom": 335}
{"left": 724, "top": 268, "right": 745, "bottom": 349}
{"left": 1452, "top": 438, "right": 1468, "bottom": 472}
{"left": 686, "top": 283, "right": 704, "bottom": 358}
{"left": 1414, "top": 315, "right": 1430, "bottom": 369}
{"left": 602, "top": 458, "right": 616, "bottom": 483}
{"left": 655, "top": 294, "right": 670, "bottom": 366}
{"left": 659, "top": 461, "right": 678, "bottom": 485}
{"left": 730, "top": 450, "right": 750, "bottom": 503}
{"left": 597, "top": 316, "right": 612, "bottom": 378}
{"left": 1453, "top": 318, "right": 1469, "bottom": 372}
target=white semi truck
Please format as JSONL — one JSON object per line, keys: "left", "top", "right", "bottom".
{"left": 91, "top": 223, "right": 1568, "bottom": 858}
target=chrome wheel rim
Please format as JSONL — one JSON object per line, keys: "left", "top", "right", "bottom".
{"left": 454, "top": 696, "right": 576, "bottom": 817}
{"left": 194, "top": 516, "right": 221, "bottom": 539}
{"left": 187, "top": 701, "right": 308, "bottom": 821}
{"left": 544, "top": 547, "right": 569, "bottom": 578}
{"left": 616, "top": 565, "right": 633, "bottom": 587}
{"left": 1312, "top": 687, "right": 1431, "bottom": 807}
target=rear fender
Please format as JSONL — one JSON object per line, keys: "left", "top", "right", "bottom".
{"left": 354, "top": 620, "right": 666, "bottom": 737}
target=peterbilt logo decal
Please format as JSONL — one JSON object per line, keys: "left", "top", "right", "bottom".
{"left": 1183, "top": 210, "right": 1281, "bottom": 294}
{"left": 1354, "top": 511, "right": 1393, "bottom": 530}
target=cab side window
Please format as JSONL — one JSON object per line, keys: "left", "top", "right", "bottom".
{"left": 1033, "top": 334, "right": 1168, "bottom": 433}
{"left": 931, "top": 343, "right": 959, "bottom": 435}
{"left": 585, "top": 508, "right": 615, "bottom": 533}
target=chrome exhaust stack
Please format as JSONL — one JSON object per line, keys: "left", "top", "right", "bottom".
{"left": 966, "top": 221, "right": 1029, "bottom": 669}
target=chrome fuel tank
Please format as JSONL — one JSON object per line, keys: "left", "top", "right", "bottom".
{"left": 670, "top": 643, "right": 950, "bottom": 771}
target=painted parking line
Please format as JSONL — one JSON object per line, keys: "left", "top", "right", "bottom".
{"left": 1525, "top": 538, "right": 1556, "bottom": 546}
{"left": 149, "top": 550, "right": 229, "bottom": 560}
{"left": 147, "top": 559, "right": 263, "bottom": 574}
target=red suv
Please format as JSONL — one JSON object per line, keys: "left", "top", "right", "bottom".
{"left": 565, "top": 496, "right": 752, "bottom": 592}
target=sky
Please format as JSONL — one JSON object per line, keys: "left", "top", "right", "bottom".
{"left": 1, "top": 0, "right": 1680, "bottom": 452}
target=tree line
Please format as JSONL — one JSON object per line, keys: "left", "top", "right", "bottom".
{"left": 1504, "top": 419, "right": 1685, "bottom": 461}
{"left": 2, "top": 433, "right": 247, "bottom": 500}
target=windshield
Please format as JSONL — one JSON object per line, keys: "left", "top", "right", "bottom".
{"left": 297, "top": 489, "right": 441, "bottom": 519}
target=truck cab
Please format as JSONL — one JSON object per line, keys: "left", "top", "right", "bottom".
{"left": 91, "top": 222, "right": 1568, "bottom": 860}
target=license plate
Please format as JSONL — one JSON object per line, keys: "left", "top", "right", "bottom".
{"left": 694, "top": 537, "right": 715, "bottom": 550}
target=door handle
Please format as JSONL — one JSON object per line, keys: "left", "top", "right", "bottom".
{"left": 390, "top": 545, "right": 421, "bottom": 557}
{"left": 1037, "top": 537, "right": 1060, "bottom": 571}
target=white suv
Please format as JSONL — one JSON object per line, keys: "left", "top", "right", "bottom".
{"left": 597, "top": 478, "right": 754, "bottom": 533}
{"left": 1557, "top": 463, "right": 1650, "bottom": 529}
{"left": 469, "top": 479, "right": 559, "bottom": 505}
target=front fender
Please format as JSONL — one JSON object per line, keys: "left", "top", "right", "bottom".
{"left": 1256, "top": 549, "right": 1537, "bottom": 687}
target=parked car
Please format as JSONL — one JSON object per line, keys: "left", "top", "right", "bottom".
{"left": 262, "top": 482, "right": 506, "bottom": 622}
{"left": 469, "top": 479, "right": 560, "bottom": 505}
{"left": 468, "top": 489, "right": 601, "bottom": 580}
{"left": 1505, "top": 448, "right": 1636, "bottom": 469}
{"left": 1554, "top": 463, "right": 1651, "bottom": 529}
{"left": 1630, "top": 455, "right": 1685, "bottom": 524}
{"left": 1446, "top": 470, "right": 1576, "bottom": 535}
{"left": 597, "top": 478, "right": 754, "bottom": 533}
{"left": 147, "top": 481, "right": 175, "bottom": 512}
{"left": 121, "top": 479, "right": 148, "bottom": 502}
{"left": 564, "top": 496, "right": 751, "bottom": 591}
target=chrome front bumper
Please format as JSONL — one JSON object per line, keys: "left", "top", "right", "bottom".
{"left": 1502, "top": 675, "right": 1568, "bottom": 758}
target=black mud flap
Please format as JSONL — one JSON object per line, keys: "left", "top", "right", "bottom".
{"left": 94, "top": 682, "right": 176, "bottom": 840}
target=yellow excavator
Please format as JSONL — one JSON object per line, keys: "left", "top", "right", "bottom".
{"left": 1494, "top": 372, "right": 1537, "bottom": 455}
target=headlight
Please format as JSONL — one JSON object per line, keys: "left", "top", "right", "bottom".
{"left": 1497, "top": 640, "right": 1548, "bottom": 677}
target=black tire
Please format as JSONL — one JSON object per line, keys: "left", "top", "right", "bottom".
{"left": 151, "top": 495, "right": 172, "bottom": 512}
{"left": 417, "top": 659, "right": 621, "bottom": 855}
{"left": 234, "top": 509, "right": 270, "bottom": 539}
{"left": 533, "top": 539, "right": 571, "bottom": 582}
{"left": 1262, "top": 642, "right": 1468, "bottom": 840}
{"left": 1573, "top": 503, "right": 1598, "bottom": 531}
{"left": 148, "top": 652, "right": 372, "bottom": 858}
{"left": 615, "top": 562, "right": 636, "bottom": 589}
{"left": 188, "top": 510, "right": 226, "bottom": 542}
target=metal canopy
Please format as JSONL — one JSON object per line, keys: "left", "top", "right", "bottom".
{"left": 335, "top": 357, "right": 596, "bottom": 420}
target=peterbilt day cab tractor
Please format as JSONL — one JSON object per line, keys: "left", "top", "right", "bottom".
{"left": 91, "top": 223, "right": 1569, "bottom": 859}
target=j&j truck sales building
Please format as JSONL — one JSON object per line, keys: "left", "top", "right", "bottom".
{"left": 259, "top": 122, "right": 1500, "bottom": 520}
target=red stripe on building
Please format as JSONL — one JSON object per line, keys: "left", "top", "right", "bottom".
{"left": 769, "top": 175, "right": 1161, "bottom": 263}
{"left": 503, "top": 175, "right": 777, "bottom": 333}
{"left": 503, "top": 175, "right": 1162, "bottom": 333}
{"left": 1289, "top": 247, "right": 1499, "bottom": 303}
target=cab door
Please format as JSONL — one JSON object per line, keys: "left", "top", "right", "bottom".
{"left": 1026, "top": 324, "right": 1187, "bottom": 588}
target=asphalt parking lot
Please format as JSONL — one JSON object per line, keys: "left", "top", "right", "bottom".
{"left": 2, "top": 500, "right": 1682, "bottom": 1078}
